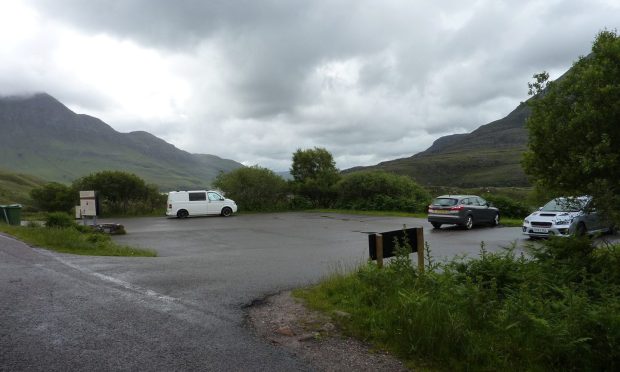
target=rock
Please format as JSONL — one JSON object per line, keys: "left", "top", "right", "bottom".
{"left": 321, "top": 322, "right": 335, "bottom": 332}
{"left": 275, "top": 326, "right": 295, "bottom": 337}
{"left": 333, "top": 310, "right": 351, "bottom": 318}
{"left": 298, "top": 332, "right": 318, "bottom": 342}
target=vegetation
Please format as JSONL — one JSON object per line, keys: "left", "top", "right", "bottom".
{"left": 297, "top": 237, "right": 620, "bottom": 370}
{"left": 30, "top": 182, "right": 75, "bottom": 212}
{"left": 0, "top": 214, "right": 156, "bottom": 257}
{"left": 524, "top": 30, "right": 620, "bottom": 225}
{"left": 213, "top": 166, "right": 288, "bottom": 211}
{"left": 334, "top": 171, "right": 431, "bottom": 213}
{"left": 72, "top": 171, "right": 164, "bottom": 215}
{"left": 290, "top": 147, "right": 341, "bottom": 207}
{"left": 0, "top": 168, "right": 46, "bottom": 207}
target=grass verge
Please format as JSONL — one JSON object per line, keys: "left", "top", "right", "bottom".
{"left": 0, "top": 224, "right": 156, "bottom": 257}
{"left": 295, "top": 238, "right": 620, "bottom": 371}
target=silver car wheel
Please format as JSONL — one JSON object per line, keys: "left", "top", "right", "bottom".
{"left": 465, "top": 215, "right": 473, "bottom": 230}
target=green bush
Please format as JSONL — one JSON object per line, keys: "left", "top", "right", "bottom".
{"left": 214, "top": 166, "right": 289, "bottom": 212}
{"left": 30, "top": 182, "right": 76, "bottom": 212}
{"left": 484, "top": 194, "right": 532, "bottom": 218}
{"left": 45, "top": 212, "right": 76, "bottom": 229}
{"left": 298, "top": 237, "right": 620, "bottom": 371}
{"left": 335, "top": 171, "right": 431, "bottom": 213}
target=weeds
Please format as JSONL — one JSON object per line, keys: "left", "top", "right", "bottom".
{"left": 296, "top": 237, "right": 620, "bottom": 371}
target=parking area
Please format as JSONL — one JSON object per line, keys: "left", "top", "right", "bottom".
{"left": 2, "top": 212, "right": 616, "bottom": 370}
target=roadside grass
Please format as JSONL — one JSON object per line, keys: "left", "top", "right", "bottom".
{"left": 294, "top": 239, "right": 620, "bottom": 371}
{"left": 0, "top": 224, "right": 156, "bottom": 257}
{"left": 499, "top": 217, "right": 522, "bottom": 227}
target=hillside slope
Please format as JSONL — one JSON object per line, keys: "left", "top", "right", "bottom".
{"left": 0, "top": 93, "right": 243, "bottom": 190}
{"left": 347, "top": 102, "right": 531, "bottom": 187}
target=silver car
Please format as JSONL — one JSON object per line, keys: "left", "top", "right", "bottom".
{"left": 522, "top": 196, "right": 612, "bottom": 238}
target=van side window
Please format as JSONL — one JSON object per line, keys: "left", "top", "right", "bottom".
{"left": 189, "top": 192, "right": 206, "bottom": 201}
{"left": 208, "top": 192, "right": 222, "bottom": 201}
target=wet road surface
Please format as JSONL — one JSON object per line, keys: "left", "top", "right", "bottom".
{"left": 1, "top": 212, "right": 587, "bottom": 370}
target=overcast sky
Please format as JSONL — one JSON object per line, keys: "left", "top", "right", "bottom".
{"left": 1, "top": 1, "right": 618, "bottom": 171}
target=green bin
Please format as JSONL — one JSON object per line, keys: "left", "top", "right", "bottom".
{"left": 0, "top": 204, "right": 22, "bottom": 225}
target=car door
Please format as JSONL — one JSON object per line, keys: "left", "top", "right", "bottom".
{"left": 461, "top": 198, "right": 477, "bottom": 221}
{"left": 207, "top": 191, "right": 225, "bottom": 215}
{"left": 476, "top": 197, "right": 494, "bottom": 222}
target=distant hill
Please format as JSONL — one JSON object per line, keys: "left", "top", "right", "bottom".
{"left": 0, "top": 168, "right": 47, "bottom": 205}
{"left": 346, "top": 102, "right": 531, "bottom": 187}
{"left": 0, "top": 93, "right": 243, "bottom": 190}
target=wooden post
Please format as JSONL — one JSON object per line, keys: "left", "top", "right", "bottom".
{"left": 376, "top": 234, "right": 384, "bottom": 269}
{"left": 416, "top": 228, "right": 425, "bottom": 273}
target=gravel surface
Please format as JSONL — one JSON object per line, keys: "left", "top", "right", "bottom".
{"left": 246, "top": 291, "right": 409, "bottom": 372}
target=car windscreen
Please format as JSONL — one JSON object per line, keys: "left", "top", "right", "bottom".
{"left": 541, "top": 198, "right": 586, "bottom": 212}
{"left": 432, "top": 198, "right": 458, "bottom": 207}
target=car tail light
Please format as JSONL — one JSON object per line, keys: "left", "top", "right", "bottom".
{"left": 450, "top": 205, "right": 464, "bottom": 211}
{"left": 168, "top": 204, "right": 172, "bottom": 209}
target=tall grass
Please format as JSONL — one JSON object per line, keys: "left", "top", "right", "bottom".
{"left": 295, "top": 238, "right": 620, "bottom": 371}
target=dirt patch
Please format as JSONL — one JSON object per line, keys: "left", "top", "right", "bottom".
{"left": 246, "top": 290, "right": 409, "bottom": 371}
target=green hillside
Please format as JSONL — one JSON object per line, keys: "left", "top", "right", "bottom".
{"left": 0, "top": 168, "right": 47, "bottom": 205}
{"left": 347, "top": 102, "right": 531, "bottom": 187}
{"left": 0, "top": 93, "right": 243, "bottom": 190}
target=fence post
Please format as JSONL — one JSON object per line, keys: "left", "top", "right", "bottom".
{"left": 376, "top": 234, "right": 384, "bottom": 269}
{"left": 416, "top": 228, "right": 425, "bottom": 273}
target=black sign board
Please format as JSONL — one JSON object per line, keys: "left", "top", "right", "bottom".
{"left": 368, "top": 228, "right": 420, "bottom": 260}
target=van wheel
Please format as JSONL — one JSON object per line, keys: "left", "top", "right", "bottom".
{"left": 177, "top": 210, "right": 189, "bottom": 219}
{"left": 431, "top": 222, "right": 442, "bottom": 229}
{"left": 221, "top": 207, "right": 233, "bottom": 217}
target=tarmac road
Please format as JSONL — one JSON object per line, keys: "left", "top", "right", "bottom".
{"left": 0, "top": 212, "right": 587, "bottom": 371}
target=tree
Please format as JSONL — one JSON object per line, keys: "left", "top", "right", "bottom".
{"left": 523, "top": 30, "right": 620, "bottom": 224}
{"left": 30, "top": 182, "right": 76, "bottom": 212}
{"left": 72, "top": 171, "right": 163, "bottom": 214}
{"left": 213, "top": 166, "right": 288, "bottom": 211}
{"left": 290, "top": 147, "right": 340, "bottom": 207}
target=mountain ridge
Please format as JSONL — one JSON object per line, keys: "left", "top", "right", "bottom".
{"left": 346, "top": 101, "right": 531, "bottom": 187}
{"left": 0, "top": 93, "right": 243, "bottom": 190}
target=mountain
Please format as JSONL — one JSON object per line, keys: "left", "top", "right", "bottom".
{"left": 0, "top": 93, "right": 243, "bottom": 190}
{"left": 346, "top": 102, "right": 531, "bottom": 187}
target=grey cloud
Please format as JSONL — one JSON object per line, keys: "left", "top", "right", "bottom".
{"left": 13, "top": 0, "right": 620, "bottom": 170}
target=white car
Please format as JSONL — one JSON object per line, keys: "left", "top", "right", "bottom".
{"left": 522, "top": 196, "right": 612, "bottom": 238}
{"left": 166, "top": 190, "right": 238, "bottom": 218}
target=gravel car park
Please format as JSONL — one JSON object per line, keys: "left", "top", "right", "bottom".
{"left": 427, "top": 195, "right": 500, "bottom": 230}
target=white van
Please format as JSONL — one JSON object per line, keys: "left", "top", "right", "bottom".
{"left": 166, "top": 190, "right": 238, "bottom": 218}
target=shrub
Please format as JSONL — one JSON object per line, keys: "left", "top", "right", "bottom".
{"left": 214, "top": 166, "right": 289, "bottom": 212}
{"left": 30, "top": 182, "right": 76, "bottom": 212}
{"left": 45, "top": 212, "right": 76, "bottom": 229}
{"left": 335, "top": 171, "right": 431, "bottom": 212}
{"left": 484, "top": 194, "right": 532, "bottom": 218}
